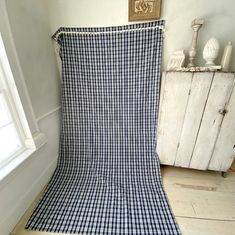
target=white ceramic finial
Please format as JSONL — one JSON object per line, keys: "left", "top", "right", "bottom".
{"left": 203, "top": 37, "right": 220, "bottom": 66}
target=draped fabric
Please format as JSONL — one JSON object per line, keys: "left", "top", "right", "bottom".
{"left": 26, "top": 21, "right": 181, "bottom": 235}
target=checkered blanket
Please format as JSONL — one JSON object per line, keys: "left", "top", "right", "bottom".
{"left": 26, "top": 21, "right": 180, "bottom": 235}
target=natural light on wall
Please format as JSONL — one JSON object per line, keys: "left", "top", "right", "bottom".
{"left": 0, "top": 91, "right": 23, "bottom": 167}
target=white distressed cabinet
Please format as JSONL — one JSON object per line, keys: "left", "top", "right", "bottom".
{"left": 157, "top": 72, "right": 235, "bottom": 172}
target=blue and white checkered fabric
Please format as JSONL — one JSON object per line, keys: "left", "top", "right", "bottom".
{"left": 26, "top": 20, "right": 181, "bottom": 235}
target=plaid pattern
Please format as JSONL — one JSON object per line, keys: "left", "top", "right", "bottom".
{"left": 26, "top": 21, "right": 181, "bottom": 234}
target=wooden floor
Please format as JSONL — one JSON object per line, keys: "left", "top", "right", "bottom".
{"left": 11, "top": 165, "right": 235, "bottom": 235}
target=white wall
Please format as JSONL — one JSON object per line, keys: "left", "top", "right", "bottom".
{"left": 6, "top": 0, "right": 61, "bottom": 118}
{"left": 0, "top": 1, "right": 61, "bottom": 234}
{"left": 0, "top": 0, "right": 235, "bottom": 234}
{"left": 47, "top": 0, "right": 235, "bottom": 70}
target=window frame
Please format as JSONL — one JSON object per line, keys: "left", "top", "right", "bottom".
{"left": 0, "top": 32, "right": 47, "bottom": 182}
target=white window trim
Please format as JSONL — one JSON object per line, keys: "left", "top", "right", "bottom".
{"left": 0, "top": 11, "right": 47, "bottom": 184}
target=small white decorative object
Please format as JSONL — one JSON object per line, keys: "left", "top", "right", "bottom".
{"left": 203, "top": 37, "right": 220, "bottom": 66}
{"left": 187, "top": 18, "right": 204, "bottom": 67}
{"left": 167, "top": 50, "right": 186, "bottom": 71}
{"left": 221, "top": 41, "right": 233, "bottom": 72}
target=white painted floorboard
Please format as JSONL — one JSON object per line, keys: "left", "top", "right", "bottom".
{"left": 11, "top": 166, "right": 235, "bottom": 235}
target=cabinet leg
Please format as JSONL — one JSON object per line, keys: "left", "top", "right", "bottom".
{"left": 221, "top": 171, "right": 228, "bottom": 178}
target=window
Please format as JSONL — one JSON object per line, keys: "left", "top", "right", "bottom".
{"left": 0, "top": 79, "right": 23, "bottom": 167}
{"left": 0, "top": 35, "right": 27, "bottom": 169}
{"left": 0, "top": 33, "right": 39, "bottom": 174}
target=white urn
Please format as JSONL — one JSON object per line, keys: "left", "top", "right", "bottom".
{"left": 203, "top": 37, "right": 220, "bottom": 66}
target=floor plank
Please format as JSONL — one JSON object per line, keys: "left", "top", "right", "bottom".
{"left": 11, "top": 166, "right": 235, "bottom": 235}
{"left": 166, "top": 187, "right": 235, "bottom": 220}
{"left": 176, "top": 217, "right": 235, "bottom": 235}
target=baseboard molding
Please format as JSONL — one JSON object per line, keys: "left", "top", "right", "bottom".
{"left": 0, "top": 158, "right": 57, "bottom": 235}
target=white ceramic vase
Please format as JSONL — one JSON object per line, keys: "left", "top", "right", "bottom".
{"left": 203, "top": 38, "right": 220, "bottom": 66}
